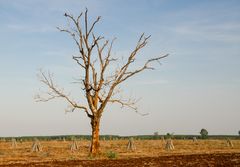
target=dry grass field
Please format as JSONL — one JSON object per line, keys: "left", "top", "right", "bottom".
{"left": 0, "top": 139, "right": 240, "bottom": 166}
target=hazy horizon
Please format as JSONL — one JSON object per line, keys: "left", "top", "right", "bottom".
{"left": 0, "top": 0, "right": 240, "bottom": 137}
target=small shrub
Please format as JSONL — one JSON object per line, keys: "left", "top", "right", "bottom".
{"left": 200, "top": 129, "right": 208, "bottom": 139}
{"left": 69, "top": 156, "right": 76, "bottom": 160}
{"left": 165, "top": 133, "right": 174, "bottom": 139}
{"left": 106, "top": 151, "right": 117, "bottom": 159}
{"left": 87, "top": 154, "right": 95, "bottom": 160}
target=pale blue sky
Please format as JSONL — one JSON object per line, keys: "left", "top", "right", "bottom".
{"left": 0, "top": 0, "right": 240, "bottom": 137}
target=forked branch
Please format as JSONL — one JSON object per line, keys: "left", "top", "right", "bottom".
{"left": 35, "top": 70, "right": 92, "bottom": 118}
{"left": 37, "top": 9, "right": 168, "bottom": 118}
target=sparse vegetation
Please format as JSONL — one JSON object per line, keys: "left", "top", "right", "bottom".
{"left": 106, "top": 150, "right": 118, "bottom": 159}
{"left": 0, "top": 139, "right": 239, "bottom": 166}
{"left": 166, "top": 133, "right": 174, "bottom": 139}
{"left": 0, "top": 134, "right": 239, "bottom": 142}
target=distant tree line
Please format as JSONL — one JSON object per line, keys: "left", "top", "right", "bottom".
{"left": 0, "top": 134, "right": 239, "bottom": 141}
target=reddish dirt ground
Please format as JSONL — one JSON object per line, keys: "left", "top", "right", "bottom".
{"left": 1, "top": 152, "right": 239, "bottom": 167}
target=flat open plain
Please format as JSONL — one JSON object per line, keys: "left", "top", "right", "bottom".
{"left": 0, "top": 139, "right": 239, "bottom": 166}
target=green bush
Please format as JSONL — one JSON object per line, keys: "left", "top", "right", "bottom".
{"left": 200, "top": 128, "right": 208, "bottom": 139}
{"left": 106, "top": 151, "right": 117, "bottom": 159}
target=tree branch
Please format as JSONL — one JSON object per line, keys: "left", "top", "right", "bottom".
{"left": 36, "top": 70, "right": 92, "bottom": 118}
{"left": 119, "top": 54, "right": 169, "bottom": 83}
{"left": 38, "top": 10, "right": 168, "bottom": 120}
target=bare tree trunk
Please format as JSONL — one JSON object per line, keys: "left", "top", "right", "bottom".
{"left": 90, "top": 116, "right": 101, "bottom": 155}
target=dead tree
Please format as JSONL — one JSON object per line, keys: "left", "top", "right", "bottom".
{"left": 127, "top": 137, "right": 136, "bottom": 151}
{"left": 31, "top": 138, "right": 42, "bottom": 152}
{"left": 35, "top": 9, "right": 168, "bottom": 156}
{"left": 165, "top": 139, "right": 174, "bottom": 150}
